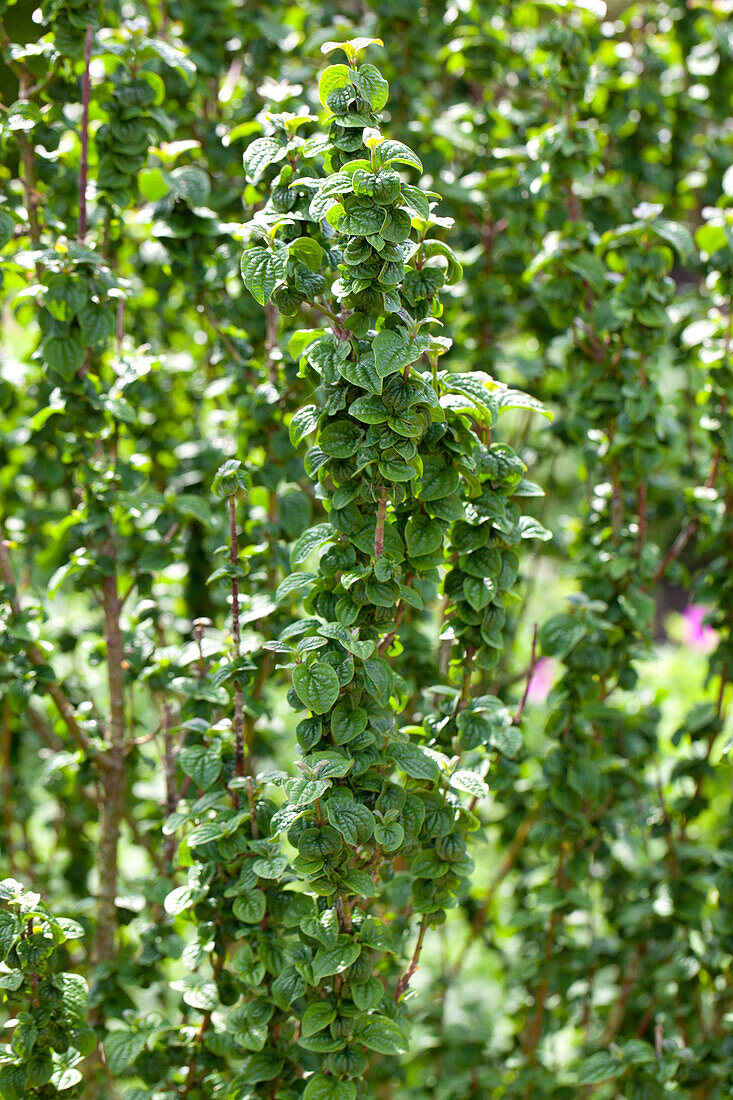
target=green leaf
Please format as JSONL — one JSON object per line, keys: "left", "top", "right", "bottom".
{"left": 252, "top": 852, "right": 289, "bottom": 879}
{"left": 652, "top": 219, "right": 693, "bottom": 258}
{"left": 696, "top": 223, "right": 727, "bottom": 255}
{"left": 44, "top": 274, "right": 86, "bottom": 321}
{"left": 303, "top": 1074, "right": 356, "bottom": 1100}
{"left": 307, "top": 751, "right": 353, "bottom": 779}
{"left": 318, "top": 64, "right": 351, "bottom": 108}
{"left": 418, "top": 458, "right": 460, "bottom": 501}
{"left": 320, "top": 420, "right": 362, "bottom": 458}
{"left": 339, "top": 353, "right": 383, "bottom": 395}
{"left": 291, "top": 523, "right": 334, "bottom": 567}
{"left": 577, "top": 1052, "right": 621, "bottom": 1085}
{"left": 496, "top": 388, "right": 552, "bottom": 421}
{"left": 379, "top": 207, "right": 412, "bottom": 243}
{"left": 518, "top": 516, "right": 552, "bottom": 542}
{"left": 105, "top": 1030, "right": 146, "bottom": 1076}
{"left": 312, "top": 939, "right": 361, "bottom": 983}
{"left": 243, "top": 136, "right": 287, "bottom": 183}
{"left": 175, "top": 494, "right": 212, "bottom": 527}
{"left": 308, "top": 334, "right": 350, "bottom": 384}
{"left": 285, "top": 776, "right": 332, "bottom": 808}
{"left": 331, "top": 701, "right": 368, "bottom": 745}
{"left": 0, "top": 209, "right": 14, "bottom": 249}
{"left": 325, "top": 798, "right": 375, "bottom": 846}
{"left": 293, "top": 662, "right": 341, "bottom": 714}
{"left": 349, "top": 63, "right": 389, "bottom": 110}
{"left": 440, "top": 372, "right": 497, "bottom": 418}
{"left": 322, "top": 37, "right": 383, "bottom": 63}
{"left": 378, "top": 139, "right": 422, "bottom": 172}
{"left": 539, "top": 613, "right": 586, "bottom": 660}
{"left": 353, "top": 1015, "right": 408, "bottom": 1055}
{"left": 163, "top": 884, "right": 205, "bottom": 916}
{"left": 55, "top": 1068, "right": 83, "bottom": 1090}
{"left": 391, "top": 741, "right": 440, "bottom": 781}
{"left": 450, "top": 770, "right": 488, "bottom": 798}
{"left": 232, "top": 890, "right": 267, "bottom": 924}
{"left": 289, "top": 237, "right": 324, "bottom": 272}
{"left": 373, "top": 820, "right": 403, "bottom": 851}
{"left": 377, "top": 456, "right": 415, "bottom": 482}
{"left": 290, "top": 406, "right": 320, "bottom": 447}
{"left": 54, "top": 971, "right": 87, "bottom": 1014}
{"left": 420, "top": 239, "right": 462, "bottom": 282}
{"left": 179, "top": 745, "right": 222, "bottom": 790}
{"left": 169, "top": 165, "right": 210, "bottom": 207}
{"left": 241, "top": 246, "right": 286, "bottom": 305}
{"left": 405, "top": 513, "right": 443, "bottom": 557}
{"left": 349, "top": 395, "right": 390, "bottom": 423}
{"left": 492, "top": 724, "right": 523, "bottom": 759}
{"left": 301, "top": 1002, "right": 337, "bottom": 1038}
{"left": 310, "top": 173, "right": 354, "bottom": 220}
{"left": 276, "top": 571, "right": 316, "bottom": 602}
{"left": 337, "top": 205, "right": 386, "bottom": 237}
{"left": 318, "top": 623, "right": 374, "bottom": 659}
{"left": 44, "top": 334, "right": 86, "bottom": 380}
{"left": 400, "top": 184, "right": 430, "bottom": 220}
{"left": 138, "top": 166, "right": 171, "bottom": 201}
{"left": 0, "top": 911, "right": 20, "bottom": 959}
{"left": 373, "top": 329, "right": 423, "bottom": 377}
{"left": 142, "top": 37, "right": 196, "bottom": 82}
{"left": 240, "top": 1051, "right": 285, "bottom": 1083}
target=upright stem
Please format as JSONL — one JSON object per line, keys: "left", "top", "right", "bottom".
{"left": 265, "top": 303, "right": 279, "bottom": 385}
{"left": 523, "top": 850, "right": 565, "bottom": 1075}
{"left": 16, "top": 71, "right": 41, "bottom": 248}
{"left": 78, "top": 26, "right": 93, "bottom": 243}
{"left": 513, "top": 624, "right": 538, "bottom": 725}
{"left": 394, "top": 918, "right": 429, "bottom": 1002}
{"left": 94, "top": 558, "right": 126, "bottom": 968}
{"left": 374, "top": 491, "right": 388, "bottom": 559}
{"left": 229, "top": 496, "right": 244, "bottom": 775}
{"left": 1, "top": 701, "right": 15, "bottom": 872}
{"left": 0, "top": 528, "right": 92, "bottom": 755}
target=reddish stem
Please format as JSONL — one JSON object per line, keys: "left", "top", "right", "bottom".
{"left": 374, "top": 491, "right": 388, "bottom": 559}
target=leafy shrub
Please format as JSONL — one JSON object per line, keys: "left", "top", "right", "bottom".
{"left": 1, "top": 3, "right": 732, "bottom": 1099}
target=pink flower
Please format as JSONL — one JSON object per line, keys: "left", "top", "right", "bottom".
{"left": 682, "top": 605, "right": 718, "bottom": 653}
{"left": 526, "top": 657, "right": 556, "bottom": 703}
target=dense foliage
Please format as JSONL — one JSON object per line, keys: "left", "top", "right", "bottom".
{"left": 1, "top": 2, "right": 732, "bottom": 1098}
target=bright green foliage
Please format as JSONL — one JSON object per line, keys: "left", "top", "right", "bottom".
{"left": 0, "top": 881, "right": 92, "bottom": 1098}
{"left": 2, "top": 2, "right": 733, "bottom": 1100}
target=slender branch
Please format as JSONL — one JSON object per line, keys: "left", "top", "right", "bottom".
{"left": 601, "top": 944, "right": 646, "bottom": 1045}
{"left": 652, "top": 446, "right": 722, "bottom": 584}
{"left": 180, "top": 952, "right": 227, "bottom": 1097}
{"left": 458, "top": 644, "right": 475, "bottom": 710}
{"left": 523, "top": 850, "right": 565, "bottom": 1074}
{"left": 78, "top": 26, "right": 93, "bottom": 243}
{"left": 94, "top": 540, "right": 127, "bottom": 969}
{"left": 201, "top": 299, "right": 243, "bottom": 365}
{"left": 636, "top": 480, "right": 647, "bottom": 559}
{"left": 378, "top": 597, "right": 406, "bottom": 656}
{"left": 229, "top": 496, "right": 245, "bottom": 776}
{"left": 264, "top": 302, "right": 279, "bottom": 385}
{"left": 1, "top": 702, "right": 16, "bottom": 872}
{"left": 450, "top": 808, "right": 538, "bottom": 979}
{"left": 374, "top": 490, "right": 388, "bottom": 559}
{"left": 513, "top": 624, "right": 538, "bottom": 725}
{"left": 16, "top": 70, "right": 41, "bottom": 248}
{"left": 394, "top": 917, "right": 429, "bottom": 1002}
{"left": 0, "top": 530, "right": 100, "bottom": 759}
